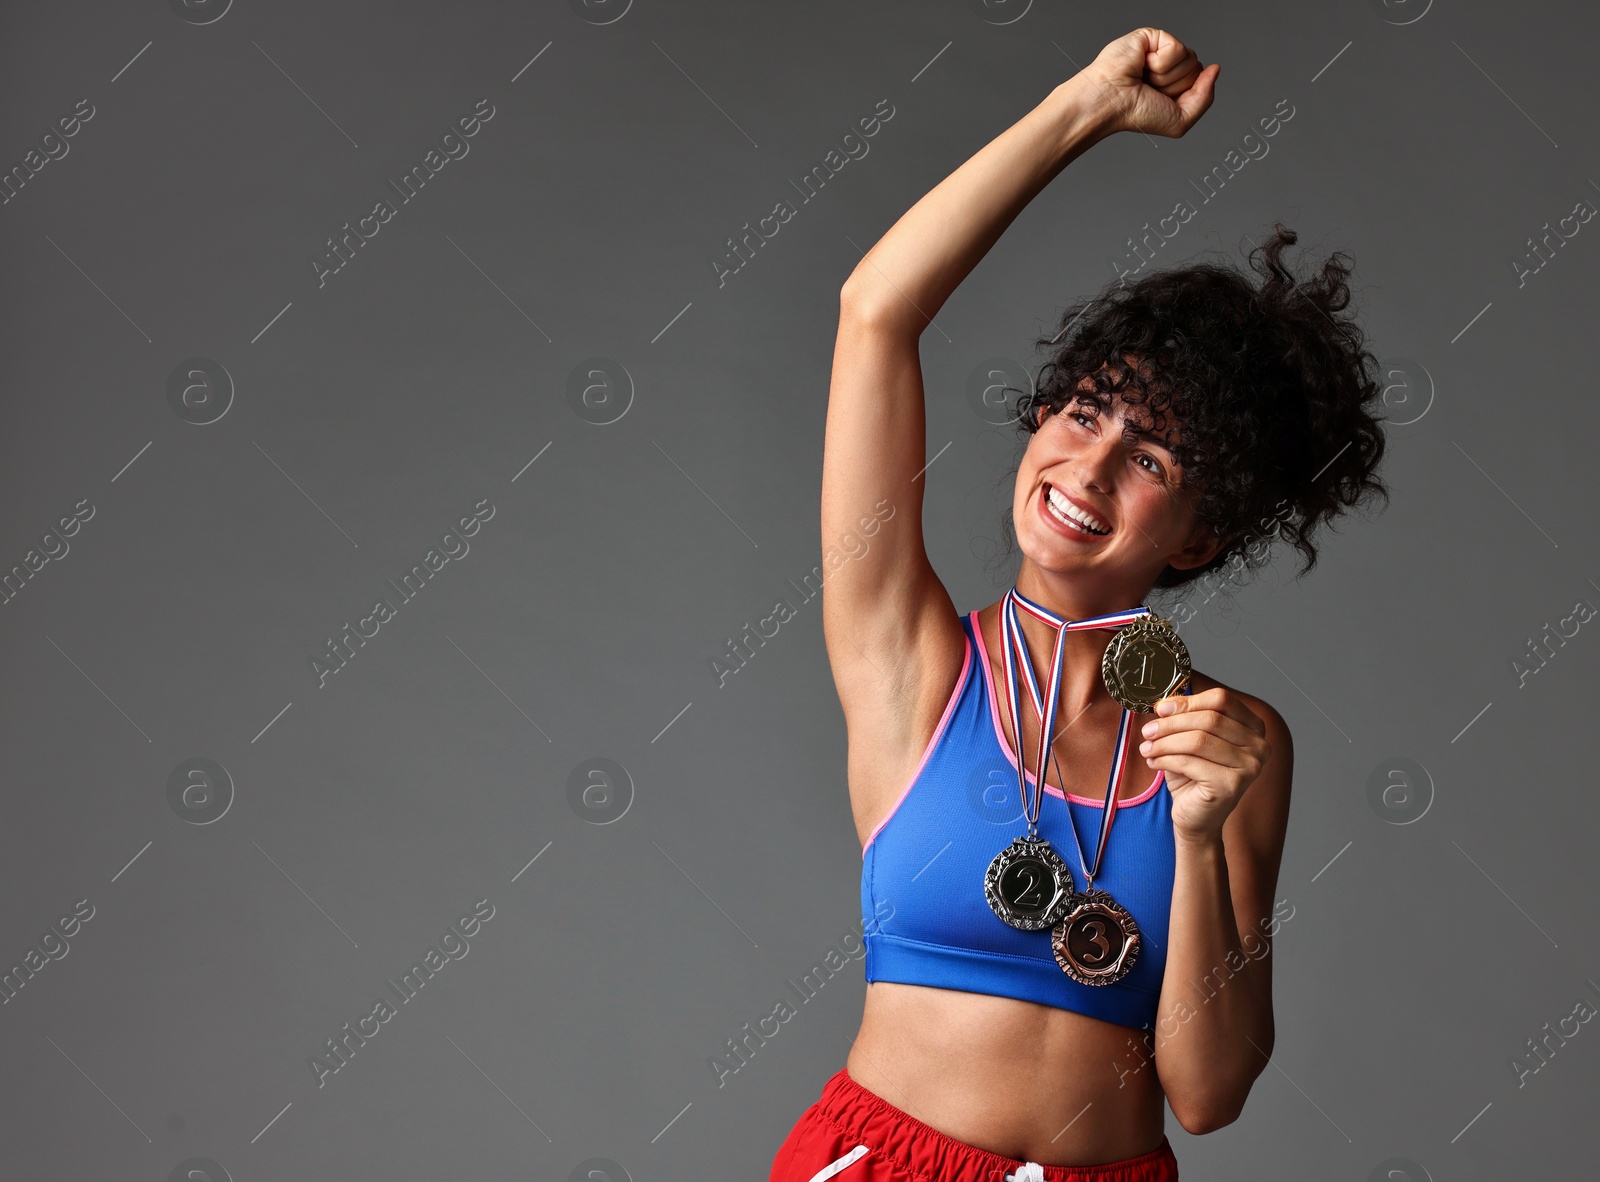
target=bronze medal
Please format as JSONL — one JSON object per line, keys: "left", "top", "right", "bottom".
{"left": 1100, "top": 614, "right": 1191, "bottom": 713}
{"left": 1049, "top": 695, "right": 1146, "bottom": 987}
{"left": 1051, "top": 888, "right": 1142, "bottom": 985}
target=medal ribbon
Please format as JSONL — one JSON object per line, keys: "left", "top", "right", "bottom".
{"left": 1072, "top": 705, "right": 1137, "bottom": 887}
{"left": 999, "top": 587, "right": 1150, "bottom": 843}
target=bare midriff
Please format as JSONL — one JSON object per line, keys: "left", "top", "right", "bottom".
{"left": 846, "top": 979, "right": 1167, "bottom": 1166}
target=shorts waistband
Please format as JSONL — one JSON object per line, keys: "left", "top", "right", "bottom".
{"left": 815, "top": 1068, "right": 1178, "bottom": 1182}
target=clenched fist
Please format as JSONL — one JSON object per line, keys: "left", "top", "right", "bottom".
{"left": 1084, "top": 28, "right": 1220, "bottom": 138}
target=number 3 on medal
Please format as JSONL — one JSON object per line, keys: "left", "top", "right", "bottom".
{"left": 1079, "top": 918, "right": 1110, "bottom": 965}
{"left": 1052, "top": 892, "right": 1141, "bottom": 986}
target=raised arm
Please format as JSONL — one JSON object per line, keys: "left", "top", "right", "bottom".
{"left": 821, "top": 32, "right": 1219, "bottom": 789}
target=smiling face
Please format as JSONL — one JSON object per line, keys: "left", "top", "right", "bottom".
{"left": 1012, "top": 383, "right": 1227, "bottom": 606}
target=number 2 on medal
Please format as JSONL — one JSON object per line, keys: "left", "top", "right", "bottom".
{"left": 1013, "top": 865, "right": 1041, "bottom": 906}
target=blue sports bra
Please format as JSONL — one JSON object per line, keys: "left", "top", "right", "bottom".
{"left": 860, "top": 609, "right": 1176, "bottom": 1030}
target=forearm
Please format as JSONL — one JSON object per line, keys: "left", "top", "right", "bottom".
{"left": 841, "top": 74, "right": 1118, "bottom": 332}
{"left": 1153, "top": 834, "right": 1273, "bottom": 1131}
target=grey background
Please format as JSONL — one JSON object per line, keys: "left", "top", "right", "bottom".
{"left": 1, "top": 0, "right": 1596, "bottom": 1179}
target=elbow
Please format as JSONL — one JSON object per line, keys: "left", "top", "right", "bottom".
{"left": 838, "top": 272, "right": 907, "bottom": 331}
{"left": 1165, "top": 1015, "right": 1274, "bottom": 1134}
{"left": 838, "top": 269, "right": 874, "bottom": 313}
{"left": 1171, "top": 1097, "right": 1245, "bottom": 1136}
{"left": 1167, "top": 1065, "right": 1261, "bottom": 1135}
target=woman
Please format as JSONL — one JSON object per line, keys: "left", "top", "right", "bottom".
{"left": 770, "top": 27, "right": 1388, "bottom": 1182}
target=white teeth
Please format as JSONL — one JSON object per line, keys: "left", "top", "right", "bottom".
{"left": 1045, "top": 486, "right": 1109, "bottom": 534}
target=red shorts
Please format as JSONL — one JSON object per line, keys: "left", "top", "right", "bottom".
{"left": 769, "top": 1069, "right": 1179, "bottom": 1182}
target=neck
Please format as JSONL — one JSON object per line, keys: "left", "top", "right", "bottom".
{"left": 1012, "top": 563, "right": 1152, "bottom": 623}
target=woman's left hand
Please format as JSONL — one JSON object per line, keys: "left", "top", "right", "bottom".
{"left": 1138, "top": 686, "right": 1271, "bottom": 842}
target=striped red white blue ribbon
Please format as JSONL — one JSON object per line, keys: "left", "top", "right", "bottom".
{"left": 1000, "top": 587, "right": 1149, "bottom": 875}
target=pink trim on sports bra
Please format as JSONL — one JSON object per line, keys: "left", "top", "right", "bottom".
{"left": 861, "top": 622, "right": 974, "bottom": 854}
{"left": 968, "top": 609, "right": 1164, "bottom": 808}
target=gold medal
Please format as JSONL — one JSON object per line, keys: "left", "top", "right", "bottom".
{"left": 1100, "top": 615, "right": 1191, "bottom": 713}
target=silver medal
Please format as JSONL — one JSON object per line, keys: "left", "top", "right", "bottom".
{"left": 985, "top": 835, "right": 1075, "bottom": 930}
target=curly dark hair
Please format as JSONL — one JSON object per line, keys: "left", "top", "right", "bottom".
{"left": 1005, "top": 223, "right": 1389, "bottom": 591}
